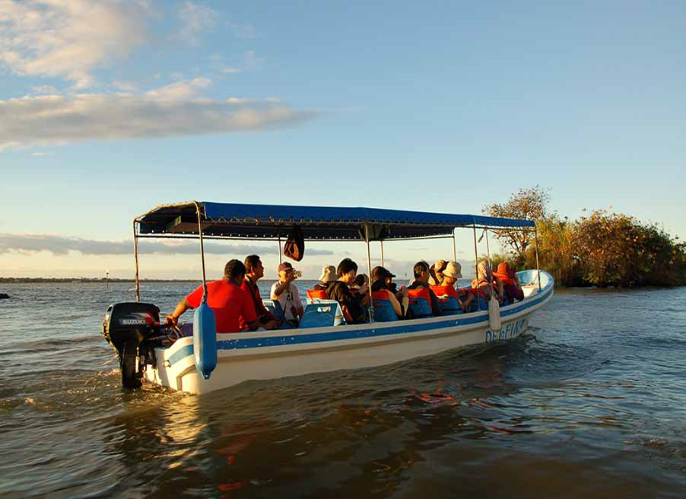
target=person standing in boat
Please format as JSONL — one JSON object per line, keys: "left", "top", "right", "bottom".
{"left": 241, "top": 255, "right": 279, "bottom": 330}
{"left": 270, "top": 262, "right": 304, "bottom": 328}
{"left": 165, "top": 259, "right": 261, "bottom": 333}
{"left": 326, "top": 258, "right": 369, "bottom": 324}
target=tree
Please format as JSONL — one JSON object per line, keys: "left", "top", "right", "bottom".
{"left": 483, "top": 185, "right": 550, "bottom": 267}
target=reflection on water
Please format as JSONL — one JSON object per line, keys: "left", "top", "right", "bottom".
{"left": 1, "top": 283, "right": 686, "bottom": 498}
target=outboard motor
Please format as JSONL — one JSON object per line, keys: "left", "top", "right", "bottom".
{"left": 102, "top": 302, "right": 163, "bottom": 388}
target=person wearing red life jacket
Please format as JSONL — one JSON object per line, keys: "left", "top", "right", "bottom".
{"left": 494, "top": 262, "right": 524, "bottom": 303}
{"left": 240, "top": 255, "right": 279, "bottom": 330}
{"left": 471, "top": 260, "right": 504, "bottom": 305}
{"left": 371, "top": 266, "right": 408, "bottom": 319}
{"left": 407, "top": 261, "right": 442, "bottom": 316}
{"left": 307, "top": 265, "right": 337, "bottom": 300}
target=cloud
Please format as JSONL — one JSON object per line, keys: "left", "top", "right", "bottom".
{"left": 0, "top": 233, "right": 334, "bottom": 256}
{"left": 0, "top": 79, "right": 319, "bottom": 150}
{"left": 178, "top": 2, "right": 217, "bottom": 45}
{"left": 0, "top": 0, "right": 151, "bottom": 88}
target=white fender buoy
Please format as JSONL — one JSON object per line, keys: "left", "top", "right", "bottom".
{"left": 488, "top": 298, "right": 501, "bottom": 332}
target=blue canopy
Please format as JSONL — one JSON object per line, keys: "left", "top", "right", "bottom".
{"left": 136, "top": 201, "right": 534, "bottom": 241}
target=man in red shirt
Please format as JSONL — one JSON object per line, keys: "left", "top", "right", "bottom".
{"left": 166, "top": 260, "right": 260, "bottom": 333}
{"left": 240, "top": 255, "right": 278, "bottom": 330}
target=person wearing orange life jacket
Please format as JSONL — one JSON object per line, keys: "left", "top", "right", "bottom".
{"left": 428, "top": 259, "right": 447, "bottom": 286}
{"left": 371, "top": 266, "right": 408, "bottom": 319}
{"left": 432, "top": 261, "right": 473, "bottom": 312}
{"left": 494, "top": 262, "right": 524, "bottom": 303}
{"left": 471, "top": 260, "right": 504, "bottom": 305}
{"left": 307, "top": 265, "right": 337, "bottom": 299}
{"left": 407, "top": 261, "right": 442, "bottom": 316}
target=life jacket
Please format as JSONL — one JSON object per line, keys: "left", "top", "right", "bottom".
{"left": 407, "top": 287, "right": 432, "bottom": 318}
{"left": 430, "top": 285, "right": 460, "bottom": 298}
{"left": 306, "top": 289, "right": 329, "bottom": 300}
{"left": 494, "top": 272, "right": 515, "bottom": 286}
{"left": 371, "top": 290, "right": 398, "bottom": 322}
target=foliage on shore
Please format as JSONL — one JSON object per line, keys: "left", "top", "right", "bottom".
{"left": 484, "top": 187, "right": 686, "bottom": 287}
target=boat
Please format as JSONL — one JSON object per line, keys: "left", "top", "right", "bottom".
{"left": 102, "top": 202, "right": 554, "bottom": 394}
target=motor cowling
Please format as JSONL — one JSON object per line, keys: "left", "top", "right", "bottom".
{"left": 103, "top": 302, "right": 161, "bottom": 388}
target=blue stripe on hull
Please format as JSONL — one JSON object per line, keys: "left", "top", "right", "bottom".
{"left": 166, "top": 285, "right": 552, "bottom": 366}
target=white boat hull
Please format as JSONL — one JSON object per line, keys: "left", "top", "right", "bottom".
{"left": 145, "top": 272, "right": 553, "bottom": 394}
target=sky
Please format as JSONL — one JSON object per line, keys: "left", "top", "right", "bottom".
{"left": 1, "top": 0, "right": 685, "bottom": 280}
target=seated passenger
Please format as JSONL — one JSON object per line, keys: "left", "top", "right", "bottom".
{"left": 371, "top": 266, "right": 408, "bottom": 320}
{"left": 166, "top": 259, "right": 260, "bottom": 333}
{"left": 241, "top": 255, "right": 279, "bottom": 330}
{"left": 471, "top": 260, "right": 504, "bottom": 305}
{"left": 494, "top": 262, "right": 524, "bottom": 304}
{"left": 432, "top": 261, "right": 469, "bottom": 312}
{"left": 408, "top": 261, "right": 442, "bottom": 316}
{"left": 351, "top": 273, "right": 369, "bottom": 293}
{"left": 313, "top": 265, "right": 337, "bottom": 291}
{"left": 326, "top": 258, "right": 370, "bottom": 324}
{"left": 428, "top": 259, "right": 447, "bottom": 286}
{"left": 270, "top": 262, "right": 304, "bottom": 327}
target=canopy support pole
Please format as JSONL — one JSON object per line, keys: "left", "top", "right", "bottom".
{"left": 278, "top": 233, "right": 282, "bottom": 264}
{"left": 452, "top": 229, "right": 457, "bottom": 261}
{"left": 133, "top": 221, "right": 140, "bottom": 302}
{"left": 194, "top": 202, "right": 208, "bottom": 296}
{"left": 472, "top": 224, "right": 480, "bottom": 311}
{"left": 485, "top": 227, "right": 496, "bottom": 299}
{"left": 365, "top": 224, "right": 374, "bottom": 324}
{"left": 534, "top": 225, "right": 542, "bottom": 290}
{"left": 380, "top": 241, "right": 385, "bottom": 267}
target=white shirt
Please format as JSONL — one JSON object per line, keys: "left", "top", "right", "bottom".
{"left": 270, "top": 281, "right": 303, "bottom": 321}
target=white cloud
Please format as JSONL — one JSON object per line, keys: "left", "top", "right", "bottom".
{"left": 0, "top": 0, "right": 151, "bottom": 88}
{"left": 0, "top": 79, "right": 319, "bottom": 150}
{"left": 244, "top": 50, "right": 265, "bottom": 68}
{"left": 0, "top": 233, "right": 333, "bottom": 256}
{"left": 30, "top": 151, "right": 53, "bottom": 157}
{"left": 179, "top": 2, "right": 217, "bottom": 45}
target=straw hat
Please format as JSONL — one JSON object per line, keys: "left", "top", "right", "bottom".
{"left": 443, "top": 261, "right": 463, "bottom": 279}
{"left": 318, "top": 265, "right": 337, "bottom": 283}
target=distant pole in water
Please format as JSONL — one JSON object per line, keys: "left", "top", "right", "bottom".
{"left": 106, "top": 270, "right": 109, "bottom": 290}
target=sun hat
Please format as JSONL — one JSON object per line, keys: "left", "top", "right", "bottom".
{"left": 277, "top": 262, "right": 293, "bottom": 272}
{"left": 319, "top": 265, "right": 337, "bottom": 283}
{"left": 496, "top": 262, "right": 514, "bottom": 277}
{"left": 443, "top": 261, "right": 463, "bottom": 279}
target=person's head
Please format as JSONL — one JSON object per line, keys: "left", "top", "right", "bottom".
{"left": 244, "top": 255, "right": 264, "bottom": 281}
{"left": 413, "top": 261, "right": 430, "bottom": 283}
{"left": 277, "top": 261, "right": 294, "bottom": 282}
{"left": 224, "top": 259, "right": 247, "bottom": 285}
{"left": 432, "top": 259, "right": 447, "bottom": 274}
{"left": 337, "top": 258, "right": 358, "bottom": 284}
{"left": 352, "top": 273, "right": 369, "bottom": 288}
{"left": 371, "top": 266, "right": 395, "bottom": 291}
{"left": 496, "top": 262, "right": 514, "bottom": 277}
{"left": 319, "top": 265, "right": 337, "bottom": 284}
{"left": 477, "top": 260, "right": 492, "bottom": 281}
{"left": 442, "top": 261, "right": 463, "bottom": 286}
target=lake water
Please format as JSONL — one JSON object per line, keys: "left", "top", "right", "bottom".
{"left": 1, "top": 282, "right": 686, "bottom": 498}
